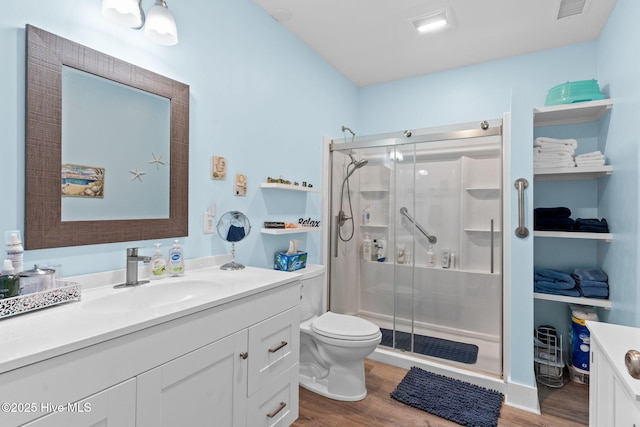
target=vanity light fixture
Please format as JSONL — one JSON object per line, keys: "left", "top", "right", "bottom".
{"left": 101, "top": 0, "right": 178, "bottom": 46}
{"left": 410, "top": 7, "right": 455, "bottom": 34}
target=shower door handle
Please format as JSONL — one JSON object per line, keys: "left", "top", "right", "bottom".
{"left": 514, "top": 178, "right": 529, "bottom": 238}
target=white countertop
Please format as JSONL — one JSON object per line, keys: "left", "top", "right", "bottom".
{"left": 0, "top": 262, "right": 302, "bottom": 374}
{"left": 587, "top": 320, "right": 640, "bottom": 401}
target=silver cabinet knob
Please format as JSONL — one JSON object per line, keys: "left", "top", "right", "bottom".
{"left": 625, "top": 350, "right": 640, "bottom": 379}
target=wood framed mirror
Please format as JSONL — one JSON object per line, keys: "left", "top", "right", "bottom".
{"left": 25, "top": 25, "right": 189, "bottom": 249}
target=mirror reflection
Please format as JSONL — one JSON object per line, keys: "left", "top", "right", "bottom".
{"left": 217, "top": 211, "right": 251, "bottom": 270}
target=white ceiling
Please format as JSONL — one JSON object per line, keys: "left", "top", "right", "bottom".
{"left": 252, "top": 0, "right": 617, "bottom": 87}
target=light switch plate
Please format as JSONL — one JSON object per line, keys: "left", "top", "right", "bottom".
{"left": 203, "top": 212, "right": 215, "bottom": 234}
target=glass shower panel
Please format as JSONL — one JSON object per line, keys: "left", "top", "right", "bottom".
{"left": 329, "top": 124, "right": 503, "bottom": 377}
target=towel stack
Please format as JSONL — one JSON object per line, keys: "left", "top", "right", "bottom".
{"left": 575, "top": 150, "right": 605, "bottom": 168}
{"left": 534, "top": 207, "right": 574, "bottom": 231}
{"left": 534, "top": 137, "right": 576, "bottom": 169}
{"left": 572, "top": 268, "right": 609, "bottom": 299}
{"left": 534, "top": 268, "right": 579, "bottom": 297}
{"left": 574, "top": 218, "right": 609, "bottom": 233}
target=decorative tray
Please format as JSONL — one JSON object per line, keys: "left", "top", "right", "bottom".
{"left": 0, "top": 281, "right": 81, "bottom": 319}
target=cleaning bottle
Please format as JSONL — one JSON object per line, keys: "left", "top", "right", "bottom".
{"left": 362, "top": 234, "right": 372, "bottom": 261}
{"left": 150, "top": 243, "right": 167, "bottom": 280}
{"left": 376, "top": 238, "right": 386, "bottom": 262}
{"left": 427, "top": 245, "right": 435, "bottom": 267}
{"left": 167, "top": 240, "right": 185, "bottom": 277}
{"left": 5, "top": 231, "right": 24, "bottom": 273}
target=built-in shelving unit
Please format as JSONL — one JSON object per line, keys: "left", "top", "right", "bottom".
{"left": 533, "top": 99, "right": 613, "bottom": 308}
{"left": 534, "top": 292, "right": 611, "bottom": 309}
{"left": 533, "top": 98, "right": 613, "bottom": 127}
{"left": 260, "top": 182, "right": 320, "bottom": 235}
{"left": 533, "top": 230, "right": 612, "bottom": 242}
{"left": 534, "top": 165, "right": 613, "bottom": 181}
{"left": 261, "top": 227, "right": 321, "bottom": 235}
{"left": 260, "top": 182, "right": 320, "bottom": 193}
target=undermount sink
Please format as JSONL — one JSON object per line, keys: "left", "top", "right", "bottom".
{"left": 82, "top": 279, "right": 218, "bottom": 313}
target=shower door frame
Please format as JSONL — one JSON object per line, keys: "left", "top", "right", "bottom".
{"left": 327, "top": 120, "right": 504, "bottom": 375}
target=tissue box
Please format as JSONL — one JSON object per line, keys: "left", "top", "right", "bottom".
{"left": 275, "top": 251, "right": 307, "bottom": 272}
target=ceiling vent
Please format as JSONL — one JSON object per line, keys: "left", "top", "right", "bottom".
{"left": 556, "top": 0, "right": 589, "bottom": 19}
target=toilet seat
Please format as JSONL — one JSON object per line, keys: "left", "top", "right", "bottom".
{"left": 311, "top": 311, "right": 381, "bottom": 341}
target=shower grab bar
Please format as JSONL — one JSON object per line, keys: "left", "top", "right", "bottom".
{"left": 514, "top": 178, "right": 529, "bottom": 238}
{"left": 399, "top": 207, "right": 437, "bottom": 244}
{"left": 490, "top": 219, "right": 494, "bottom": 274}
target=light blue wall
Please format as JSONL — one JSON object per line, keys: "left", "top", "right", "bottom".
{"left": 596, "top": 0, "right": 640, "bottom": 327}
{"left": 0, "top": 0, "right": 357, "bottom": 275}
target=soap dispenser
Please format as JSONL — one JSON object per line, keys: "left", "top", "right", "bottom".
{"left": 150, "top": 243, "right": 167, "bottom": 280}
{"left": 167, "top": 240, "right": 185, "bottom": 277}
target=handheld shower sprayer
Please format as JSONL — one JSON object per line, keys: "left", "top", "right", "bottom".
{"left": 337, "top": 151, "right": 368, "bottom": 241}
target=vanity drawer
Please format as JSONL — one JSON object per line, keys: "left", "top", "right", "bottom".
{"left": 247, "top": 363, "right": 299, "bottom": 427}
{"left": 248, "top": 307, "right": 300, "bottom": 396}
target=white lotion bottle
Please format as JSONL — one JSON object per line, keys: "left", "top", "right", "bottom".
{"left": 150, "top": 243, "right": 167, "bottom": 279}
{"left": 362, "top": 234, "right": 372, "bottom": 261}
{"left": 362, "top": 206, "right": 372, "bottom": 225}
{"left": 167, "top": 240, "right": 185, "bottom": 276}
{"left": 427, "top": 245, "right": 435, "bottom": 267}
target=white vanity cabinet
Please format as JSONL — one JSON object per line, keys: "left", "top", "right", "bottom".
{"left": 23, "top": 379, "right": 136, "bottom": 427}
{"left": 0, "top": 275, "right": 301, "bottom": 427}
{"left": 588, "top": 321, "right": 640, "bottom": 426}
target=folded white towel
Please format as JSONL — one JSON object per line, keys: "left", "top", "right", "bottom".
{"left": 575, "top": 158, "right": 605, "bottom": 167}
{"left": 534, "top": 137, "right": 578, "bottom": 148}
{"left": 576, "top": 150, "right": 604, "bottom": 160}
{"left": 534, "top": 160, "right": 576, "bottom": 169}
{"left": 535, "top": 142, "right": 576, "bottom": 154}
{"left": 534, "top": 152, "right": 574, "bottom": 160}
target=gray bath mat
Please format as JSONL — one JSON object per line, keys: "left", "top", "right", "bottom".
{"left": 391, "top": 366, "right": 503, "bottom": 427}
{"left": 380, "top": 328, "right": 478, "bottom": 364}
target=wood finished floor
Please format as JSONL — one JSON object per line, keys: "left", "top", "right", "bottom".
{"left": 293, "top": 359, "right": 589, "bottom": 427}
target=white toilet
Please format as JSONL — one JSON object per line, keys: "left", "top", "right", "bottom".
{"left": 298, "top": 265, "right": 381, "bottom": 401}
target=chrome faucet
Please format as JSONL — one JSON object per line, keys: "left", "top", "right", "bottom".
{"left": 119, "top": 247, "right": 152, "bottom": 287}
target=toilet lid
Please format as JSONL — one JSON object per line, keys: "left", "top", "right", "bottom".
{"left": 311, "top": 312, "right": 381, "bottom": 341}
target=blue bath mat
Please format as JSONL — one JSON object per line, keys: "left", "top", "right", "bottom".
{"left": 391, "top": 367, "right": 503, "bottom": 427}
{"left": 380, "top": 328, "right": 478, "bottom": 364}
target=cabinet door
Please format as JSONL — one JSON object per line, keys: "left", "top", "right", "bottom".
{"left": 137, "top": 330, "right": 248, "bottom": 427}
{"left": 248, "top": 307, "right": 299, "bottom": 396}
{"left": 23, "top": 379, "right": 136, "bottom": 427}
{"left": 247, "top": 364, "right": 299, "bottom": 427}
{"left": 590, "top": 340, "right": 615, "bottom": 427}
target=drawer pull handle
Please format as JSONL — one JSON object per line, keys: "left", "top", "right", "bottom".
{"left": 239, "top": 352, "right": 248, "bottom": 359}
{"left": 268, "top": 341, "right": 288, "bottom": 353}
{"left": 267, "top": 402, "right": 287, "bottom": 418}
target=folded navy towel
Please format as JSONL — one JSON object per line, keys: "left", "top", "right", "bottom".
{"left": 574, "top": 218, "right": 609, "bottom": 233}
{"left": 534, "top": 285, "right": 581, "bottom": 297}
{"left": 572, "top": 267, "right": 608, "bottom": 282}
{"left": 534, "top": 268, "right": 575, "bottom": 285}
{"left": 534, "top": 207, "right": 572, "bottom": 219}
{"left": 575, "top": 279, "right": 609, "bottom": 288}
{"left": 578, "top": 286, "right": 609, "bottom": 298}
{"left": 534, "top": 218, "right": 575, "bottom": 231}
{"left": 535, "top": 279, "right": 576, "bottom": 290}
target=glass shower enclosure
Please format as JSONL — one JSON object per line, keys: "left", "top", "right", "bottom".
{"left": 328, "top": 121, "right": 503, "bottom": 376}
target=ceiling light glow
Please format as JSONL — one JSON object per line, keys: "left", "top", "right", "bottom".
{"left": 411, "top": 8, "right": 454, "bottom": 35}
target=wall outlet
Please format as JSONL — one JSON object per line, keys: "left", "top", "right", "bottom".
{"left": 203, "top": 212, "right": 215, "bottom": 234}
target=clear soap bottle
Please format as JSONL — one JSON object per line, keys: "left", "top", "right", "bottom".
{"left": 150, "top": 243, "right": 167, "bottom": 279}
{"left": 168, "top": 240, "right": 185, "bottom": 277}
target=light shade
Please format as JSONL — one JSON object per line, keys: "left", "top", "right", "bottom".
{"left": 144, "top": 0, "right": 178, "bottom": 46}
{"left": 102, "top": 0, "right": 143, "bottom": 28}
{"left": 411, "top": 8, "right": 454, "bottom": 34}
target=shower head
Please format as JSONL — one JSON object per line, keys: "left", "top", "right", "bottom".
{"left": 354, "top": 159, "right": 368, "bottom": 169}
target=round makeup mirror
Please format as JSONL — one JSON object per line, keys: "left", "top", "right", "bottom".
{"left": 217, "top": 211, "right": 251, "bottom": 270}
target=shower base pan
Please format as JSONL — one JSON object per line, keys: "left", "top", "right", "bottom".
{"left": 379, "top": 328, "right": 478, "bottom": 364}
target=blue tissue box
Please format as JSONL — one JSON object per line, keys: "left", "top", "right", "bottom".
{"left": 275, "top": 251, "right": 307, "bottom": 272}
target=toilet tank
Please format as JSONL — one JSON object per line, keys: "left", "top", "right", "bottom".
{"left": 298, "top": 264, "right": 326, "bottom": 321}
